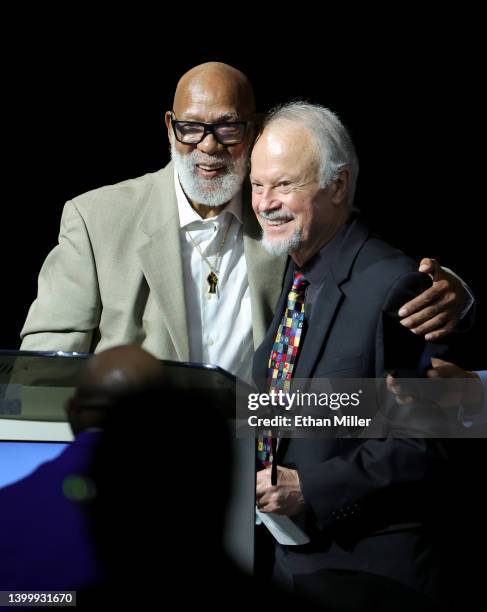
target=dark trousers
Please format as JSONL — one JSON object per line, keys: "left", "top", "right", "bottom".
{"left": 270, "top": 549, "right": 442, "bottom": 612}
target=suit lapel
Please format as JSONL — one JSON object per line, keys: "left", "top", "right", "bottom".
{"left": 277, "top": 220, "right": 370, "bottom": 462}
{"left": 294, "top": 219, "right": 371, "bottom": 379}
{"left": 293, "top": 280, "right": 344, "bottom": 379}
{"left": 137, "top": 163, "right": 190, "bottom": 361}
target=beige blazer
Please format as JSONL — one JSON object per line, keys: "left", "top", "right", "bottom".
{"left": 20, "top": 162, "right": 287, "bottom": 360}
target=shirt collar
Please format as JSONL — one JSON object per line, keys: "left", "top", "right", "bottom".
{"left": 174, "top": 167, "right": 243, "bottom": 228}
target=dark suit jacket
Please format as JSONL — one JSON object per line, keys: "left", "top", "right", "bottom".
{"left": 0, "top": 431, "right": 102, "bottom": 590}
{"left": 253, "top": 219, "right": 447, "bottom": 600}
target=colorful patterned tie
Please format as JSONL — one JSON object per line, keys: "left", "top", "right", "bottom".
{"left": 257, "top": 271, "right": 308, "bottom": 467}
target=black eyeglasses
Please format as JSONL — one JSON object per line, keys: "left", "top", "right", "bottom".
{"left": 170, "top": 112, "right": 248, "bottom": 145}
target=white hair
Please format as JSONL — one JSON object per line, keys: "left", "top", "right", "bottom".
{"left": 262, "top": 101, "right": 360, "bottom": 210}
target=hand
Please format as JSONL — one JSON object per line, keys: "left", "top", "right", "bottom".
{"left": 256, "top": 466, "right": 305, "bottom": 516}
{"left": 386, "top": 373, "right": 416, "bottom": 405}
{"left": 387, "top": 358, "right": 484, "bottom": 410}
{"left": 398, "top": 258, "right": 469, "bottom": 341}
{"left": 425, "top": 358, "right": 484, "bottom": 410}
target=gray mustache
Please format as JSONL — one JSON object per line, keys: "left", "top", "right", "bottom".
{"left": 259, "top": 210, "right": 295, "bottom": 221}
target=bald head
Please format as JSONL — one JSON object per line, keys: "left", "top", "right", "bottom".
{"left": 173, "top": 62, "right": 255, "bottom": 119}
{"left": 68, "top": 345, "right": 164, "bottom": 435}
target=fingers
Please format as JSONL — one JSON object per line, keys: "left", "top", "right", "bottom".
{"left": 256, "top": 467, "right": 279, "bottom": 511}
{"left": 418, "top": 257, "right": 441, "bottom": 280}
{"left": 400, "top": 287, "right": 459, "bottom": 338}
{"left": 257, "top": 492, "right": 275, "bottom": 512}
{"left": 386, "top": 373, "right": 396, "bottom": 391}
{"left": 398, "top": 282, "right": 448, "bottom": 319}
{"left": 400, "top": 262, "right": 466, "bottom": 340}
{"left": 427, "top": 359, "right": 466, "bottom": 379}
{"left": 256, "top": 477, "right": 279, "bottom": 513}
{"left": 401, "top": 303, "right": 447, "bottom": 330}
{"left": 386, "top": 373, "right": 403, "bottom": 394}
{"left": 256, "top": 467, "right": 272, "bottom": 498}
{"left": 426, "top": 366, "right": 457, "bottom": 379}
{"left": 408, "top": 313, "right": 457, "bottom": 337}
{"left": 424, "top": 326, "right": 456, "bottom": 341}
{"left": 395, "top": 394, "right": 415, "bottom": 405}
{"left": 386, "top": 374, "right": 416, "bottom": 405}
{"left": 430, "top": 358, "right": 452, "bottom": 368}
{"left": 256, "top": 467, "right": 301, "bottom": 514}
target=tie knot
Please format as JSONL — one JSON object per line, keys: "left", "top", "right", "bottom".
{"left": 292, "top": 271, "right": 308, "bottom": 291}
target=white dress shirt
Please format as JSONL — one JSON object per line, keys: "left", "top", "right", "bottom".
{"left": 174, "top": 169, "right": 254, "bottom": 382}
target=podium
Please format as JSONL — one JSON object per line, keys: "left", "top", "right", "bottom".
{"left": 0, "top": 349, "right": 256, "bottom": 573}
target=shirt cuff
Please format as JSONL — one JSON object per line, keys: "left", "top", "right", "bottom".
{"left": 442, "top": 266, "right": 475, "bottom": 319}
{"left": 460, "top": 370, "right": 487, "bottom": 428}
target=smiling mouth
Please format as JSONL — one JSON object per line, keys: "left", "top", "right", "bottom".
{"left": 195, "top": 165, "right": 227, "bottom": 180}
{"left": 263, "top": 218, "right": 294, "bottom": 227}
{"left": 196, "top": 164, "right": 225, "bottom": 171}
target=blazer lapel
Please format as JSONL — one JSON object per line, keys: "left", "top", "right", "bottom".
{"left": 137, "top": 163, "right": 190, "bottom": 361}
{"left": 277, "top": 220, "right": 370, "bottom": 462}
{"left": 294, "top": 218, "right": 372, "bottom": 380}
{"left": 293, "top": 279, "right": 344, "bottom": 379}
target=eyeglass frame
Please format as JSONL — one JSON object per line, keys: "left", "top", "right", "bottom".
{"left": 169, "top": 111, "right": 249, "bottom": 146}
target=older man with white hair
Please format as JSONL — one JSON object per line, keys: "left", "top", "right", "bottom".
{"left": 252, "top": 102, "right": 450, "bottom": 610}
{"left": 19, "top": 63, "right": 285, "bottom": 383}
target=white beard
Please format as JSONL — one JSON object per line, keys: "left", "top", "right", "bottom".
{"left": 261, "top": 226, "right": 302, "bottom": 256}
{"left": 259, "top": 210, "right": 302, "bottom": 256}
{"left": 170, "top": 141, "right": 249, "bottom": 207}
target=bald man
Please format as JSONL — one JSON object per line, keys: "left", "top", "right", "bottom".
{"left": 0, "top": 345, "right": 164, "bottom": 591}
{"left": 20, "top": 62, "right": 470, "bottom": 379}
{"left": 68, "top": 344, "right": 165, "bottom": 433}
{"left": 20, "top": 62, "right": 283, "bottom": 381}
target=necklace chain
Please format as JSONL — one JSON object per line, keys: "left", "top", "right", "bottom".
{"left": 186, "top": 216, "right": 234, "bottom": 293}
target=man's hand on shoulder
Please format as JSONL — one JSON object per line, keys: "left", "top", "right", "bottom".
{"left": 398, "top": 258, "right": 470, "bottom": 340}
